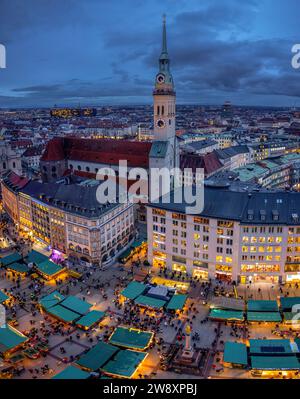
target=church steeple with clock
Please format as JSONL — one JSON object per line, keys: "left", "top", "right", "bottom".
{"left": 150, "top": 15, "right": 178, "bottom": 178}
{"left": 153, "top": 15, "right": 176, "bottom": 142}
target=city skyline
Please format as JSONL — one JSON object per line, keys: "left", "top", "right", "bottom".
{"left": 0, "top": 0, "right": 300, "bottom": 108}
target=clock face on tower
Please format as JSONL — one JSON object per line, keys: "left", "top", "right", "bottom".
{"left": 156, "top": 73, "right": 165, "bottom": 84}
{"left": 157, "top": 119, "right": 165, "bottom": 128}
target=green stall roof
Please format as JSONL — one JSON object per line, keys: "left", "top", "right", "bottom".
{"left": 135, "top": 295, "right": 166, "bottom": 309}
{"left": 76, "top": 341, "right": 118, "bottom": 371}
{"left": 7, "top": 262, "right": 30, "bottom": 274}
{"left": 283, "top": 312, "right": 300, "bottom": 323}
{"left": 0, "top": 253, "right": 22, "bottom": 267}
{"left": 121, "top": 281, "right": 146, "bottom": 300}
{"left": 53, "top": 365, "right": 90, "bottom": 379}
{"left": 76, "top": 310, "right": 105, "bottom": 329}
{"left": 102, "top": 350, "right": 147, "bottom": 378}
{"left": 251, "top": 356, "right": 300, "bottom": 371}
{"left": 247, "top": 300, "right": 279, "bottom": 312}
{"left": 247, "top": 312, "right": 281, "bottom": 322}
{"left": 249, "top": 339, "right": 293, "bottom": 355}
{"left": 131, "top": 239, "right": 145, "bottom": 249}
{"left": 0, "top": 290, "right": 9, "bottom": 304}
{"left": 36, "top": 259, "right": 64, "bottom": 277}
{"left": 209, "top": 309, "right": 244, "bottom": 321}
{"left": 0, "top": 325, "right": 27, "bottom": 353}
{"left": 39, "top": 291, "right": 65, "bottom": 310}
{"left": 47, "top": 304, "right": 81, "bottom": 323}
{"left": 25, "top": 250, "right": 48, "bottom": 265}
{"left": 166, "top": 294, "right": 187, "bottom": 310}
{"left": 60, "top": 296, "right": 92, "bottom": 315}
{"left": 223, "top": 342, "right": 248, "bottom": 366}
{"left": 109, "top": 327, "right": 153, "bottom": 350}
{"left": 280, "top": 297, "right": 300, "bottom": 312}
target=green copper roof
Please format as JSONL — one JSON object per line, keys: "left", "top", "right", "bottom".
{"left": 247, "top": 312, "right": 281, "bottom": 322}
{"left": 0, "top": 252, "right": 22, "bottom": 267}
{"left": 60, "top": 296, "right": 92, "bottom": 315}
{"left": 121, "top": 281, "right": 146, "bottom": 300}
{"left": 7, "top": 262, "right": 29, "bottom": 274}
{"left": 166, "top": 294, "right": 187, "bottom": 310}
{"left": 53, "top": 365, "right": 90, "bottom": 379}
{"left": 251, "top": 356, "right": 300, "bottom": 371}
{"left": 109, "top": 327, "right": 153, "bottom": 350}
{"left": 76, "top": 310, "right": 105, "bottom": 329}
{"left": 36, "top": 259, "right": 64, "bottom": 277}
{"left": 0, "top": 325, "right": 27, "bottom": 353}
{"left": 247, "top": 300, "right": 279, "bottom": 312}
{"left": 76, "top": 341, "right": 118, "bottom": 371}
{"left": 135, "top": 295, "right": 166, "bottom": 309}
{"left": 0, "top": 290, "right": 9, "bottom": 304}
{"left": 101, "top": 350, "right": 147, "bottom": 378}
{"left": 39, "top": 290, "right": 65, "bottom": 310}
{"left": 223, "top": 342, "right": 248, "bottom": 366}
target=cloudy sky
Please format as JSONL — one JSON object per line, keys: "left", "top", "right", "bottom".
{"left": 0, "top": 0, "right": 299, "bottom": 107}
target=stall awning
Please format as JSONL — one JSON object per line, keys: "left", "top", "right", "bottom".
{"left": 25, "top": 250, "right": 48, "bottom": 265}
{"left": 39, "top": 291, "right": 65, "bottom": 310}
{"left": 76, "top": 310, "right": 105, "bottom": 329}
{"left": 209, "top": 309, "right": 244, "bottom": 321}
{"left": 280, "top": 297, "right": 300, "bottom": 312}
{"left": 101, "top": 349, "right": 147, "bottom": 378}
{"left": 135, "top": 295, "right": 166, "bottom": 309}
{"left": 0, "top": 325, "right": 28, "bottom": 354}
{"left": 223, "top": 342, "right": 248, "bottom": 366}
{"left": 36, "top": 259, "right": 64, "bottom": 278}
{"left": 251, "top": 356, "right": 300, "bottom": 371}
{"left": 247, "top": 312, "right": 281, "bottom": 322}
{"left": 166, "top": 294, "right": 187, "bottom": 310}
{"left": 0, "top": 253, "right": 22, "bottom": 267}
{"left": 76, "top": 341, "right": 118, "bottom": 371}
{"left": 249, "top": 339, "right": 293, "bottom": 355}
{"left": 7, "top": 262, "right": 29, "bottom": 274}
{"left": 247, "top": 300, "right": 279, "bottom": 312}
{"left": 60, "top": 296, "right": 92, "bottom": 315}
{"left": 47, "top": 304, "right": 81, "bottom": 323}
{"left": 121, "top": 281, "right": 146, "bottom": 300}
{"left": 52, "top": 365, "right": 90, "bottom": 379}
{"left": 109, "top": 327, "right": 153, "bottom": 350}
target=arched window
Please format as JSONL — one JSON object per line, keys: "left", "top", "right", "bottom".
{"left": 78, "top": 165, "right": 81, "bottom": 171}
{"left": 86, "top": 166, "right": 90, "bottom": 172}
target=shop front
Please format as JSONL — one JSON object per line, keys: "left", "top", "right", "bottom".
{"left": 192, "top": 268, "right": 209, "bottom": 281}
{"left": 240, "top": 274, "right": 279, "bottom": 284}
{"left": 215, "top": 264, "right": 232, "bottom": 282}
{"left": 285, "top": 273, "right": 300, "bottom": 283}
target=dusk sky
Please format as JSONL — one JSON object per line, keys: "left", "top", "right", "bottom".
{"left": 0, "top": 0, "right": 300, "bottom": 107}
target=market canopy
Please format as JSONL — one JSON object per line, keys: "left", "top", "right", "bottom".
{"left": 247, "top": 300, "right": 279, "bottom": 312}
{"left": 76, "top": 310, "right": 105, "bottom": 329}
{"left": 209, "top": 309, "right": 244, "bottom": 321}
{"left": 0, "top": 252, "right": 22, "bottom": 267}
{"left": 135, "top": 295, "right": 166, "bottom": 309}
{"left": 0, "top": 290, "right": 9, "bottom": 304}
{"left": 109, "top": 327, "right": 153, "bottom": 350}
{"left": 249, "top": 339, "right": 293, "bottom": 355}
{"left": 121, "top": 281, "right": 147, "bottom": 300}
{"left": 251, "top": 356, "right": 300, "bottom": 371}
{"left": 223, "top": 342, "right": 248, "bottom": 366}
{"left": 247, "top": 312, "right": 281, "bottom": 322}
{"left": 60, "top": 296, "right": 92, "bottom": 315}
{"left": 166, "top": 294, "right": 187, "bottom": 311}
{"left": 210, "top": 296, "right": 245, "bottom": 311}
{"left": 52, "top": 365, "right": 90, "bottom": 379}
{"left": 7, "top": 262, "right": 30, "bottom": 274}
{"left": 280, "top": 297, "right": 300, "bottom": 312}
{"left": 35, "top": 259, "right": 64, "bottom": 278}
{"left": 101, "top": 349, "right": 147, "bottom": 378}
{"left": 47, "top": 304, "right": 81, "bottom": 323}
{"left": 0, "top": 325, "right": 28, "bottom": 354}
{"left": 283, "top": 312, "right": 300, "bottom": 323}
{"left": 76, "top": 341, "right": 118, "bottom": 371}
{"left": 39, "top": 291, "right": 65, "bottom": 310}
{"left": 25, "top": 250, "right": 48, "bottom": 265}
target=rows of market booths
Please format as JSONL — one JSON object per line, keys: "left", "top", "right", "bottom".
{"left": 0, "top": 250, "right": 68, "bottom": 282}
{"left": 53, "top": 327, "right": 154, "bottom": 379}
{"left": 119, "top": 280, "right": 188, "bottom": 313}
{"left": 209, "top": 296, "right": 300, "bottom": 325}
{"left": 223, "top": 339, "right": 300, "bottom": 378}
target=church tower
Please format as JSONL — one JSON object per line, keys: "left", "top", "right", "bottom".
{"left": 150, "top": 15, "right": 179, "bottom": 174}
